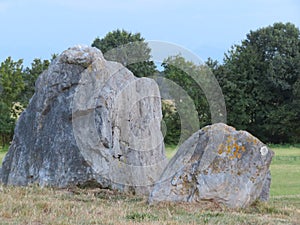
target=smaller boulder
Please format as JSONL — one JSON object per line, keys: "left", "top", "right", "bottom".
{"left": 149, "top": 123, "right": 274, "bottom": 208}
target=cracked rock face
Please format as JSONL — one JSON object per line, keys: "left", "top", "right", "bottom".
{"left": 149, "top": 123, "right": 274, "bottom": 208}
{"left": 1, "top": 45, "right": 167, "bottom": 195}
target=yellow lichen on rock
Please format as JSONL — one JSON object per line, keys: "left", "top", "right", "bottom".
{"left": 217, "top": 135, "right": 246, "bottom": 160}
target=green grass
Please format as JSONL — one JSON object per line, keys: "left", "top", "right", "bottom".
{"left": 269, "top": 144, "right": 300, "bottom": 156}
{"left": 269, "top": 145, "right": 300, "bottom": 196}
{"left": 165, "top": 144, "right": 178, "bottom": 159}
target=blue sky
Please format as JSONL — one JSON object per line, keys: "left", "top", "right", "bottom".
{"left": 0, "top": 0, "right": 299, "bottom": 66}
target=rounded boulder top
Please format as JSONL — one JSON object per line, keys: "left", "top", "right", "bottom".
{"left": 59, "top": 45, "right": 104, "bottom": 68}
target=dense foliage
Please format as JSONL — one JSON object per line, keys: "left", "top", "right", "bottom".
{"left": 161, "top": 99, "right": 181, "bottom": 145}
{"left": 91, "top": 29, "right": 156, "bottom": 77}
{"left": 0, "top": 57, "right": 24, "bottom": 145}
{"left": 0, "top": 57, "right": 50, "bottom": 146}
{"left": 213, "top": 22, "right": 300, "bottom": 143}
{"left": 161, "top": 55, "right": 211, "bottom": 144}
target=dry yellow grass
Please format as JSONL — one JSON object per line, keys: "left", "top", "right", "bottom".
{"left": 0, "top": 185, "right": 299, "bottom": 225}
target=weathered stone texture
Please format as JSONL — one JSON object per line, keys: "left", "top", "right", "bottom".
{"left": 149, "top": 123, "right": 274, "bottom": 208}
{"left": 1, "top": 45, "right": 167, "bottom": 195}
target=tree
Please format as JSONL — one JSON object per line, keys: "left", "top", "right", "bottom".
{"left": 0, "top": 57, "right": 25, "bottom": 145}
{"left": 219, "top": 22, "right": 300, "bottom": 143}
{"left": 161, "top": 99, "right": 181, "bottom": 145}
{"left": 291, "top": 78, "right": 300, "bottom": 142}
{"left": 21, "top": 58, "right": 50, "bottom": 107}
{"left": 0, "top": 102, "right": 15, "bottom": 146}
{"left": 161, "top": 55, "right": 213, "bottom": 144}
{"left": 91, "top": 29, "right": 156, "bottom": 77}
{"left": 162, "top": 55, "right": 214, "bottom": 123}
{"left": 0, "top": 57, "right": 24, "bottom": 106}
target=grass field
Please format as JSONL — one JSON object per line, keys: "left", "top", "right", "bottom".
{"left": 270, "top": 145, "right": 300, "bottom": 196}
{"left": 0, "top": 144, "right": 299, "bottom": 224}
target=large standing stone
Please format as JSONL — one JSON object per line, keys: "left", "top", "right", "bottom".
{"left": 1, "top": 45, "right": 167, "bottom": 195}
{"left": 149, "top": 123, "right": 274, "bottom": 208}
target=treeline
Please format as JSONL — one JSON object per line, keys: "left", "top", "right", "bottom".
{"left": 162, "top": 22, "right": 300, "bottom": 144}
{"left": 212, "top": 22, "right": 300, "bottom": 144}
{"left": 0, "top": 22, "right": 299, "bottom": 146}
{"left": 0, "top": 58, "right": 50, "bottom": 146}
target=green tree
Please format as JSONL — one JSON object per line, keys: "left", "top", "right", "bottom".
{"left": 0, "top": 102, "right": 15, "bottom": 146}
{"left": 161, "top": 99, "right": 181, "bottom": 145}
{"left": 0, "top": 57, "right": 25, "bottom": 145}
{"left": 162, "top": 55, "right": 211, "bottom": 124}
{"left": 92, "top": 29, "right": 156, "bottom": 77}
{"left": 21, "top": 58, "right": 50, "bottom": 106}
{"left": 292, "top": 78, "right": 300, "bottom": 142}
{"left": 219, "top": 22, "right": 300, "bottom": 143}
{"left": 0, "top": 57, "right": 24, "bottom": 106}
{"left": 161, "top": 55, "right": 214, "bottom": 144}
